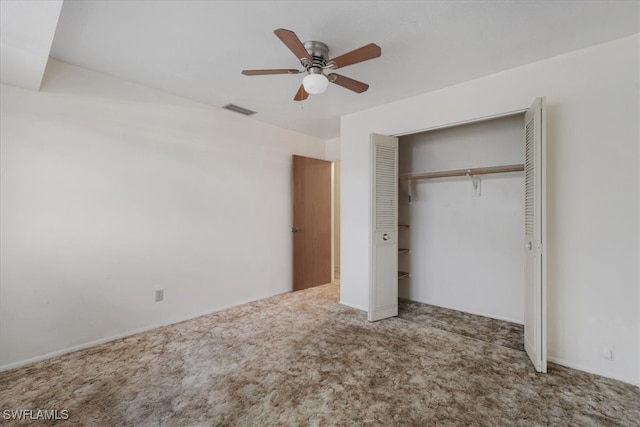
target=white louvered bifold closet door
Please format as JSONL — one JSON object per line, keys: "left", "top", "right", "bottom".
{"left": 369, "top": 133, "right": 399, "bottom": 321}
{"left": 524, "top": 97, "right": 547, "bottom": 373}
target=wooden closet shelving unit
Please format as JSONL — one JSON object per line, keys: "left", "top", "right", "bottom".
{"left": 398, "top": 224, "right": 410, "bottom": 280}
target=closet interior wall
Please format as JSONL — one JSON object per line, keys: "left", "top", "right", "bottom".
{"left": 398, "top": 114, "right": 526, "bottom": 324}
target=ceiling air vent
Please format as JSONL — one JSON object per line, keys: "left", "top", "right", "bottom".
{"left": 222, "top": 104, "right": 256, "bottom": 116}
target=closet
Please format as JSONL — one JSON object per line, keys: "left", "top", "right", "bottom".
{"left": 397, "top": 114, "right": 526, "bottom": 325}
{"left": 370, "top": 98, "right": 547, "bottom": 371}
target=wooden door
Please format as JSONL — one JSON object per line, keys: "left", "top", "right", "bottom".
{"left": 369, "top": 133, "right": 399, "bottom": 321}
{"left": 524, "top": 97, "right": 547, "bottom": 373}
{"left": 292, "top": 155, "right": 332, "bottom": 291}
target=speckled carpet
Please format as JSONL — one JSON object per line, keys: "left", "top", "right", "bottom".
{"left": 398, "top": 298, "right": 525, "bottom": 351}
{"left": 1, "top": 282, "right": 638, "bottom": 426}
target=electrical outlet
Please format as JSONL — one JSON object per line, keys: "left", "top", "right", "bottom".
{"left": 601, "top": 345, "right": 614, "bottom": 360}
{"left": 155, "top": 289, "right": 164, "bottom": 302}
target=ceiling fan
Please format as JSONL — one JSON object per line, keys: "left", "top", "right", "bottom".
{"left": 242, "top": 28, "right": 381, "bottom": 101}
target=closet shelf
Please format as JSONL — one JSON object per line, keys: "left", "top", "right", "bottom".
{"left": 398, "top": 272, "right": 410, "bottom": 279}
{"left": 400, "top": 163, "right": 524, "bottom": 181}
{"left": 398, "top": 224, "right": 410, "bottom": 229}
{"left": 398, "top": 248, "right": 409, "bottom": 254}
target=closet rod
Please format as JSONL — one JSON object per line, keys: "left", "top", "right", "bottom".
{"left": 400, "top": 163, "right": 524, "bottom": 181}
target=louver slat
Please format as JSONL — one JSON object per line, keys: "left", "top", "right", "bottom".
{"left": 375, "top": 145, "right": 396, "bottom": 230}
{"left": 525, "top": 118, "right": 535, "bottom": 235}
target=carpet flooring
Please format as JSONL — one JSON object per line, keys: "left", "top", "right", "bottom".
{"left": 398, "top": 298, "right": 524, "bottom": 351}
{"left": 1, "top": 282, "right": 638, "bottom": 426}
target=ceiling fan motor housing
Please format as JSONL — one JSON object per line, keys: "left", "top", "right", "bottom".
{"left": 303, "top": 41, "right": 329, "bottom": 74}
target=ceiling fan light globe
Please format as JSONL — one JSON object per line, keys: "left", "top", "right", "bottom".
{"left": 302, "top": 73, "right": 329, "bottom": 94}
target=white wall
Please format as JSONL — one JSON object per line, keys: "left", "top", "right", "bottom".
{"left": 325, "top": 137, "right": 340, "bottom": 162}
{"left": 0, "top": 59, "right": 325, "bottom": 369}
{"left": 0, "top": 0, "right": 63, "bottom": 90}
{"left": 341, "top": 35, "right": 639, "bottom": 384}
{"left": 398, "top": 115, "right": 525, "bottom": 323}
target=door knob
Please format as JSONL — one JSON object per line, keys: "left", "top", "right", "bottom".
{"left": 526, "top": 241, "right": 533, "bottom": 250}
{"left": 383, "top": 233, "right": 389, "bottom": 241}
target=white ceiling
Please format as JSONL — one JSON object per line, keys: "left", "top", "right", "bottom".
{"left": 38, "top": 1, "right": 640, "bottom": 139}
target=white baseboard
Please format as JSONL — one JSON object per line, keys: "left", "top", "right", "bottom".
{"left": 0, "top": 324, "right": 166, "bottom": 372}
{"left": 0, "top": 289, "right": 290, "bottom": 373}
{"left": 339, "top": 300, "right": 367, "bottom": 313}
{"left": 547, "top": 356, "right": 639, "bottom": 387}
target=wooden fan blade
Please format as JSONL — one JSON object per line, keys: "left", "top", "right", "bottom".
{"left": 294, "top": 85, "right": 309, "bottom": 101}
{"left": 274, "top": 28, "right": 311, "bottom": 62}
{"left": 329, "top": 43, "right": 381, "bottom": 69}
{"left": 328, "top": 74, "right": 369, "bottom": 93}
{"left": 242, "top": 69, "right": 300, "bottom": 76}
